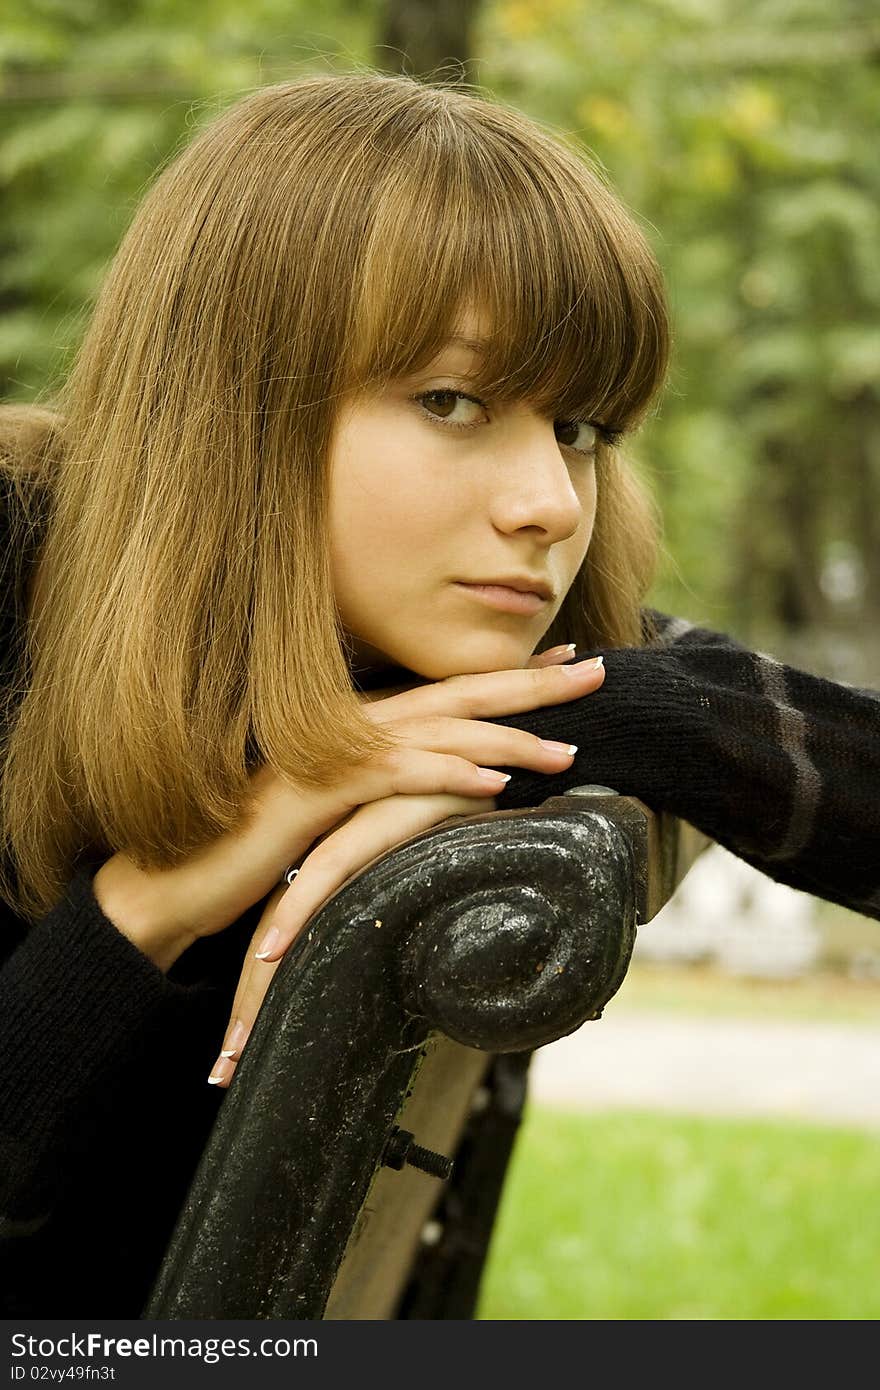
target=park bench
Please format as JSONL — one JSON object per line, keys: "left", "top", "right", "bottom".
{"left": 142, "top": 785, "right": 710, "bottom": 1320}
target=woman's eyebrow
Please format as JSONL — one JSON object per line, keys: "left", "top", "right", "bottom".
{"left": 441, "top": 335, "right": 489, "bottom": 356}
{"left": 402, "top": 334, "right": 490, "bottom": 380}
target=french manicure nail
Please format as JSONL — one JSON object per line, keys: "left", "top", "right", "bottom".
{"left": 539, "top": 739, "right": 579, "bottom": 755}
{"left": 220, "top": 1019, "right": 247, "bottom": 1058}
{"left": 255, "top": 926, "right": 280, "bottom": 959}
{"left": 561, "top": 655, "right": 603, "bottom": 674}
{"left": 207, "top": 1055, "right": 231, "bottom": 1085}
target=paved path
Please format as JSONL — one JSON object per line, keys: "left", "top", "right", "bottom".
{"left": 528, "top": 1009, "right": 880, "bottom": 1130}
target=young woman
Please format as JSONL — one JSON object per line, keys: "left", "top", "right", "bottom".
{"left": 1, "top": 70, "right": 877, "bottom": 1318}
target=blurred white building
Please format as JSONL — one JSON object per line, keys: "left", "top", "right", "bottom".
{"left": 635, "top": 844, "right": 822, "bottom": 979}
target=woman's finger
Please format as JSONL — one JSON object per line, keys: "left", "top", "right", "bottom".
{"left": 527, "top": 643, "right": 577, "bottom": 668}
{"left": 363, "top": 650, "right": 604, "bottom": 728}
{"left": 207, "top": 886, "right": 286, "bottom": 1088}
{"left": 254, "top": 792, "right": 488, "bottom": 964}
{"left": 361, "top": 710, "right": 581, "bottom": 782}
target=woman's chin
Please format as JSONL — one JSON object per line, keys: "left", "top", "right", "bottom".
{"left": 347, "top": 625, "right": 543, "bottom": 685}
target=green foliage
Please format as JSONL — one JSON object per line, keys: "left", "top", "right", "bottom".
{"left": 0, "top": 0, "right": 376, "bottom": 394}
{"left": 478, "top": 1106, "right": 880, "bottom": 1319}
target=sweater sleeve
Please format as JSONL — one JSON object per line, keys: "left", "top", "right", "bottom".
{"left": 489, "top": 609, "right": 880, "bottom": 923}
{"left": 0, "top": 864, "right": 216, "bottom": 1227}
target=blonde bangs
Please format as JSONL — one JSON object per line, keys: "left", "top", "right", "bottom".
{"left": 345, "top": 93, "right": 669, "bottom": 437}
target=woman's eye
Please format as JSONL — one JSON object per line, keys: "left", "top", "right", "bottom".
{"left": 415, "top": 390, "right": 486, "bottom": 426}
{"left": 554, "top": 420, "right": 599, "bottom": 455}
{"left": 413, "top": 392, "right": 602, "bottom": 455}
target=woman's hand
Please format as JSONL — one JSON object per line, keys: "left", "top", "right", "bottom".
{"left": 207, "top": 643, "right": 604, "bottom": 1087}
{"left": 94, "top": 646, "right": 603, "bottom": 971}
{"left": 206, "top": 788, "right": 494, "bottom": 1086}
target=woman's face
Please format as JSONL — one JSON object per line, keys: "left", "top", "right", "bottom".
{"left": 328, "top": 313, "right": 598, "bottom": 682}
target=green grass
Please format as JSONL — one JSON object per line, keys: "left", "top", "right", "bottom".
{"left": 476, "top": 1107, "right": 880, "bottom": 1320}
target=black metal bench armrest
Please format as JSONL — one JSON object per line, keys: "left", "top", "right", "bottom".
{"left": 143, "top": 788, "right": 711, "bottom": 1319}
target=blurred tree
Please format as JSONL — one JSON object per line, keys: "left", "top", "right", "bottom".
{"left": 374, "top": 0, "right": 482, "bottom": 78}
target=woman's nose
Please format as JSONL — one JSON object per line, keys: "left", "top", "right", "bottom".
{"left": 491, "top": 421, "right": 586, "bottom": 540}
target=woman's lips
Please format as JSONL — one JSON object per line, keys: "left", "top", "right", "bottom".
{"left": 453, "top": 582, "right": 548, "bottom": 616}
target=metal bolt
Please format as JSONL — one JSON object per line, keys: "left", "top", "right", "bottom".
{"left": 565, "top": 783, "right": 620, "bottom": 797}
{"left": 381, "top": 1126, "right": 454, "bottom": 1180}
{"left": 469, "top": 1085, "right": 491, "bottom": 1115}
{"left": 420, "top": 1219, "right": 444, "bottom": 1246}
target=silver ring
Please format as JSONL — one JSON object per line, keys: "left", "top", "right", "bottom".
{"left": 281, "top": 865, "right": 300, "bottom": 887}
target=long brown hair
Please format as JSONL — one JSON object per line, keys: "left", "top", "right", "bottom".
{"left": 0, "top": 69, "right": 669, "bottom": 925}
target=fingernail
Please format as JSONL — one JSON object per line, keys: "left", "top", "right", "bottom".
{"left": 539, "top": 740, "right": 579, "bottom": 755}
{"left": 561, "top": 655, "right": 603, "bottom": 674}
{"left": 220, "top": 1018, "right": 247, "bottom": 1058}
{"left": 255, "top": 925, "right": 280, "bottom": 959}
{"left": 207, "top": 1056, "right": 233, "bottom": 1085}
{"left": 541, "top": 643, "right": 577, "bottom": 660}
{"left": 477, "top": 767, "right": 512, "bottom": 782}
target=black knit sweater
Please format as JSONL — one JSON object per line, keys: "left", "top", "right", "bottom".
{"left": 2, "top": 494, "right": 878, "bottom": 1316}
